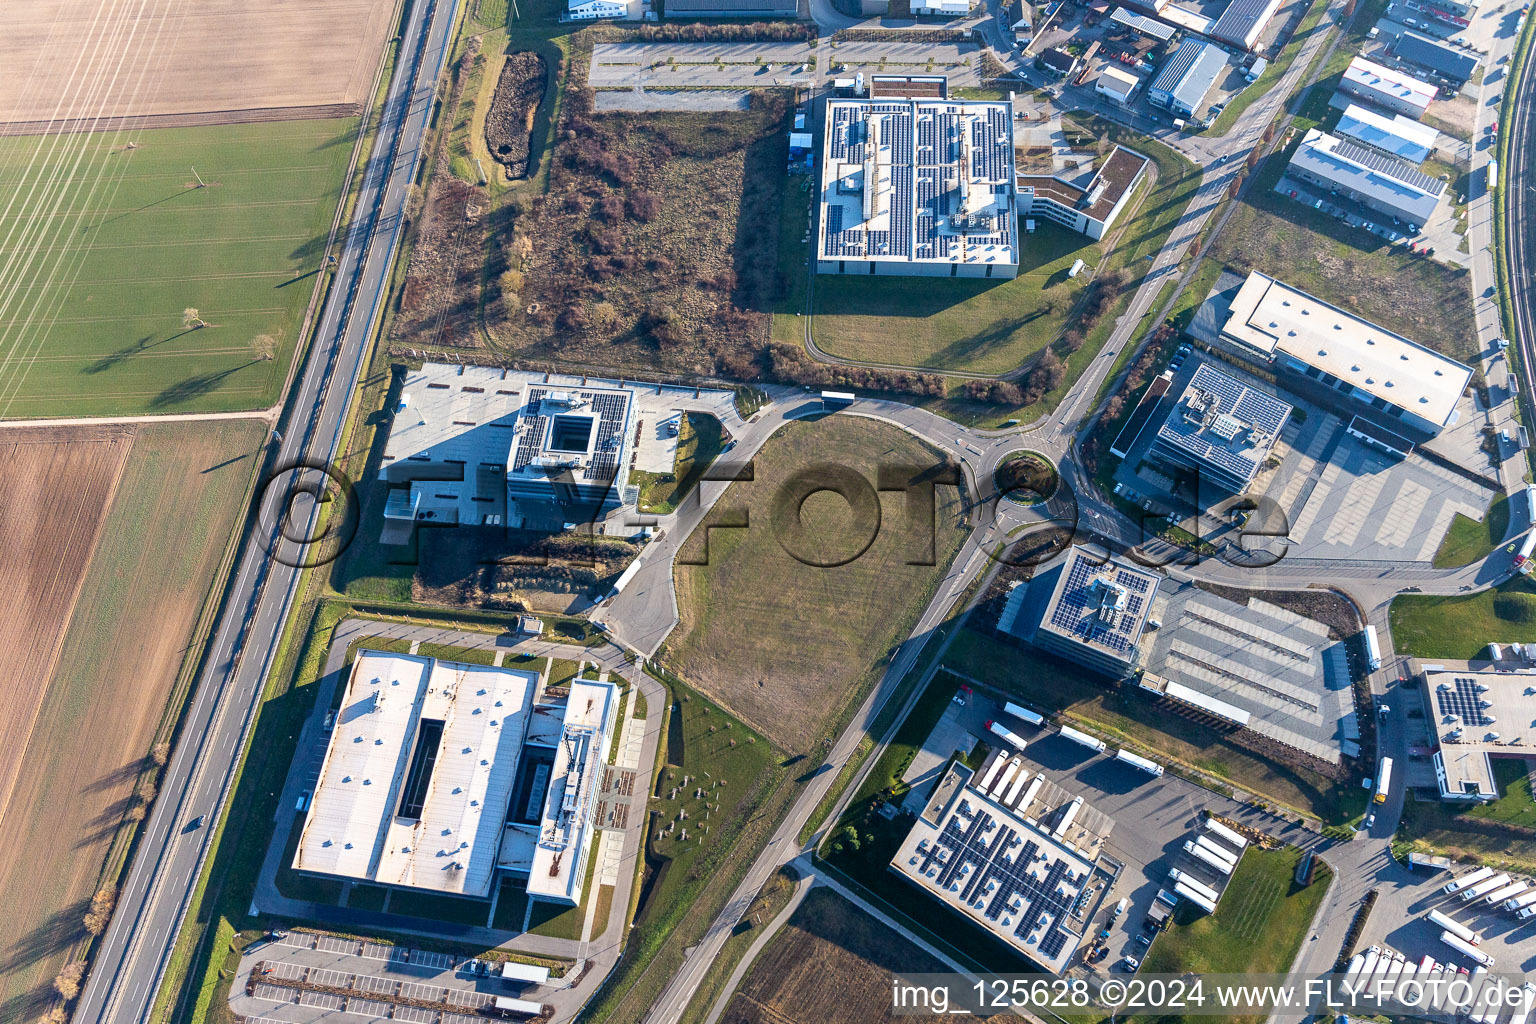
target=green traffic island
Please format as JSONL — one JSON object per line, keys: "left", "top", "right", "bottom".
{"left": 994, "top": 451, "right": 1060, "bottom": 506}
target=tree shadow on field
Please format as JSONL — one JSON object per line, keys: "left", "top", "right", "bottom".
{"left": 79, "top": 755, "right": 152, "bottom": 794}
{"left": 151, "top": 361, "right": 257, "bottom": 408}
{"left": 72, "top": 795, "right": 135, "bottom": 851}
{"left": 85, "top": 327, "right": 206, "bottom": 374}
{"left": 0, "top": 898, "right": 87, "bottom": 974}
{"left": 93, "top": 186, "right": 198, "bottom": 229}
{"left": 0, "top": 984, "right": 56, "bottom": 1024}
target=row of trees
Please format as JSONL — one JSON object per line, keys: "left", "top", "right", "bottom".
{"left": 766, "top": 342, "right": 946, "bottom": 396}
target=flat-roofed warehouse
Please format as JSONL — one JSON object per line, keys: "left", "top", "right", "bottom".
{"left": 527, "top": 678, "right": 620, "bottom": 905}
{"left": 1109, "top": 6, "right": 1177, "bottom": 41}
{"left": 998, "top": 548, "right": 1160, "bottom": 677}
{"left": 1416, "top": 659, "right": 1536, "bottom": 801}
{"left": 818, "top": 97, "right": 1019, "bottom": 278}
{"left": 1147, "top": 39, "right": 1229, "bottom": 117}
{"left": 1286, "top": 127, "right": 1444, "bottom": 227}
{"left": 1335, "top": 102, "right": 1440, "bottom": 163}
{"left": 1149, "top": 362, "right": 1292, "bottom": 493}
{"left": 1208, "top": 0, "right": 1283, "bottom": 50}
{"left": 1217, "top": 271, "right": 1471, "bottom": 442}
{"left": 1219, "top": 271, "right": 1470, "bottom": 437}
{"left": 891, "top": 761, "right": 1102, "bottom": 974}
{"left": 293, "top": 652, "right": 540, "bottom": 896}
{"left": 1139, "top": 581, "right": 1353, "bottom": 764}
{"left": 1337, "top": 55, "right": 1436, "bottom": 119}
{"left": 1392, "top": 29, "right": 1479, "bottom": 82}
{"left": 292, "top": 652, "right": 620, "bottom": 903}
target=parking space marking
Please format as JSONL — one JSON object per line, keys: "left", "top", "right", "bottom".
{"left": 354, "top": 974, "right": 395, "bottom": 996}
{"left": 298, "top": 990, "right": 345, "bottom": 1010}
{"left": 309, "top": 967, "right": 352, "bottom": 989}
{"left": 393, "top": 1008, "right": 436, "bottom": 1024}
{"left": 347, "top": 996, "right": 393, "bottom": 1017}
{"left": 399, "top": 981, "right": 443, "bottom": 1002}
{"left": 250, "top": 983, "right": 296, "bottom": 1004}
{"left": 1374, "top": 479, "right": 1430, "bottom": 549}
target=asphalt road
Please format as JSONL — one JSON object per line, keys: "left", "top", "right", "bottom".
{"left": 71, "top": 1, "right": 460, "bottom": 1021}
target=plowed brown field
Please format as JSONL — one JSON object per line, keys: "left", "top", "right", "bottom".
{"left": 0, "top": 0, "right": 397, "bottom": 127}
{"left": 0, "top": 427, "right": 130, "bottom": 832}
{"left": 0, "top": 419, "right": 263, "bottom": 1024}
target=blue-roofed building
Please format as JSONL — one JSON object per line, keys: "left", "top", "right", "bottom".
{"left": 998, "top": 547, "right": 1160, "bottom": 678}
{"left": 1147, "top": 39, "right": 1228, "bottom": 117}
{"left": 1286, "top": 127, "right": 1444, "bottom": 225}
{"left": 1334, "top": 103, "right": 1439, "bottom": 163}
{"left": 1149, "top": 363, "right": 1292, "bottom": 493}
{"left": 1393, "top": 29, "right": 1478, "bottom": 82}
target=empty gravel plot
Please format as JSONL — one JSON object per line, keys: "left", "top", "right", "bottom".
{"left": 0, "top": 0, "right": 397, "bottom": 127}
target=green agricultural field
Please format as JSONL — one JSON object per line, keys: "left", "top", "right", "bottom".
{"left": 0, "top": 118, "right": 357, "bottom": 417}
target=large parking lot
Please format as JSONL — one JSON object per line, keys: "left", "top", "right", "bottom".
{"left": 1362, "top": 866, "right": 1536, "bottom": 978}
{"left": 232, "top": 931, "right": 561, "bottom": 1024}
{"left": 908, "top": 688, "right": 1318, "bottom": 974}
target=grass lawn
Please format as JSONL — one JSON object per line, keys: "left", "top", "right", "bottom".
{"left": 1465, "top": 758, "right": 1536, "bottom": 827}
{"left": 943, "top": 625, "right": 1367, "bottom": 824}
{"left": 1140, "top": 846, "right": 1331, "bottom": 1012}
{"left": 1209, "top": 120, "right": 1477, "bottom": 364}
{"left": 493, "top": 877, "right": 531, "bottom": 930}
{"left": 1208, "top": 0, "right": 1327, "bottom": 137}
{"left": 668, "top": 415, "right": 968, "bottom": 753}
{"left": 547, "top": 657, "right": 581, "bottom": 689}
{"left": 1434, "top": 490, "right": 1511, "bottom": 568}
{"left": 0, "top": 118, "right": 358, "bottom": 417}
{"left": 349, "top": 885, "right": 390, "bottom": 912}
{"left": 1390, "top": 576, "right": 1536, "bottom": 659}
{"left": 633, "top": 412, "right": 725, "bottom": 514}
{"left": 809, "top": 220, "right": 1101, "bottom": 374}
{"left": 1399, "top": 787, "right": 1536, "bottom": 874}
{"left": 771, "top": 173, "right": 816, "bottom": 345}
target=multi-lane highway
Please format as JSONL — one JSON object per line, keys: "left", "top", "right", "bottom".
{"left": 72, "top": 1, "right": 460, "bottom": 1020}
{"left": 1506, "top": 25, "right": 1536, "bottom": 444}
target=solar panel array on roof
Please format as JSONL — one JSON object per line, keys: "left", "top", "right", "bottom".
{"left": 1437, "top": 678, "right": 1493, "bottom": 727}
{"left": 588, "top": 392, "right": 628, "bottom": 482}
{"left": 1110, "top": 6, "right": 1177, "bottom": 40}
{"left": 1328, "top": 136, "right": 1445, "bottom": 195}
{"left": 821, "top": 99, "right": 1014, "bottom": 269}
{"left": 912, "top": 800, "right": 1084, "bottom": 960}
{"left": 1154, "top": 364, "right": 1291, "bottom": 485}
{"left": 514, "top": 387, "right": 548, "bottom": 470}
{"left": 1048, "top": 556, "right": 1148, "bottom": 655}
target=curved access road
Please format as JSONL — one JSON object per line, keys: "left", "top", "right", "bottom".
{"left": 71, "top": 1, "right": 461, "bottom": 1021}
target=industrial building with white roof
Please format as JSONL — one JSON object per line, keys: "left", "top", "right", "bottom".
{"left": 1217, "top": 271, "right": 1471, "bottom": 443}
{"left": 1286, "top": 127, "right": 1445, "bottom": 227}
{"left": 1416, "top": 658, "right": 1536, "bottom": 802}
{"left": 1334, "top": 102, "right": 1440, "bottom": 163}
{"left": 817, "top": 94, "right": 1019, "bottom": 278}
{"left": 1149, "top": 362, "right": 1293, "bottom": 493}
{"left": 292, "top": 651, "right": 618, "bottom": 904}
{"left": 891, "top": 760, "right": 1107, "bottom": 974}
{"left": 379, "top": 363, "right": 635, "bottom": 537}
{"left": 1337, "top": 56, "right": 1437, "bottom": 119}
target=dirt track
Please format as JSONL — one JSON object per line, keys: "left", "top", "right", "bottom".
{"left": 0, "top": 0, "right": 397, "bottom": 127}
